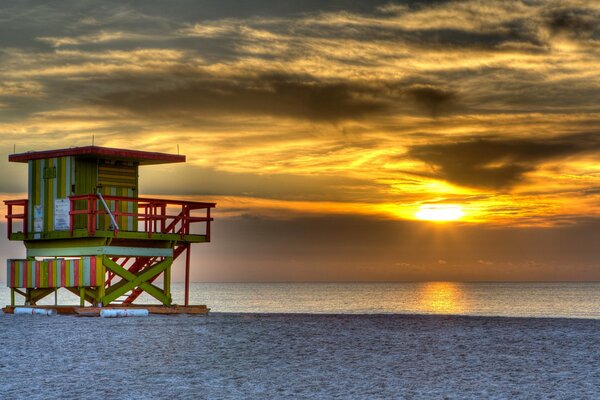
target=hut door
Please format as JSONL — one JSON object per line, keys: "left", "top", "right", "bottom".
{"left": 29, "top": 157, "right": 73, "bottom": 234}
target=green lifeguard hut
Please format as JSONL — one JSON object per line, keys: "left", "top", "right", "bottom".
{"left": 4, "top": 146, "right": 214, "bottom": 314}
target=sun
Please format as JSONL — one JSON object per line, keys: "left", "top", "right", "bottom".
{"left": 416, "top": 204, "right": 464, "bottom": 222}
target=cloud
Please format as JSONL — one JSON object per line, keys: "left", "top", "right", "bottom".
{"left": 37, "top": 30, "right": 148, "bottom": 47}
{"left": 544, "top": 7, "right": 600, "bottom": 40}
{"left": 405, "top": 85, "right": 457, "bottom": 118}
{"left": 95, "top": 72, "right": 390, "bottom": 122}
{"left": 140, "top": 164, "right": 390, "bottom": 203}
{"left": 1, "top": 0, "right": 600, "bottom": 232}
{"left": 407, "top": 133, "right": 600, "bottom": 189}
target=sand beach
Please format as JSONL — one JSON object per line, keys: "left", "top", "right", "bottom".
{"left": 1, "top": 313, "right": 598, "bottom": 399}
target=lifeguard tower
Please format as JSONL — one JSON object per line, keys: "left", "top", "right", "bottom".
{"left": 3, "top": 146, "right": 214, "bottom": 315}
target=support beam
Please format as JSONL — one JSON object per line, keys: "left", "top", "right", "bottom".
{"left": 102, "top": 256, "right": 172, "bottom": 305}
{"left": 84, "top": 288, "right": 100, "bottom": 304}
{"left": 164, "top": 264, "right": 171, "bottom": 304}
{"left": 65, "top": 288, "right": 96, "bottom": 305}
{"left": 140, "top": 283, "right": 170, "bottom": 305}
{"left": 10, "top": 288, "right": 15, "bottom": 306}
{"left": 28, "top": 288, "right": 56, "bottom": 304}
{"left": 98, "top": 262, "right": 106, "bottom": 306}
{"left": 27, "top": 245, "right": 173, "bottom": 258}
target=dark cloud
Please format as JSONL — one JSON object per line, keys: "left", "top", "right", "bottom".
{"left": 399, "top": 27, "right": 542, "bottom": 50}
{"left": 404, "top": 85, "right": 457, "bottom": 117}
{"left": 545, "top": 8, "right": 600, "bottom": 39}
{"left": 140, "top": 164, "right": 389, "bottom": 203}
{"left": 93, "top": 70, "right": 466, "bottom": 121}
{"left": 96, "top": 73, "right": 389, "bottom": 122}
{"left": 407, "top": 133, "right": 600, "bottom": 189}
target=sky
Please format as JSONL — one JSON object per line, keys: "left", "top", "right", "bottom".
{"left": 1, "top": 0, "right": 600, "bottom": 281}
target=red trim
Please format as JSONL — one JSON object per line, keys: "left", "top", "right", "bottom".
{"left": 4, "top": 199, "right": 28, "bottom": 239}
{"left": 68, "top": 194, "right": 214, "bottom": 237}
{"left": 9, "top": 146, "right": 185, "bottom": 165}
{"left": 61, "top": 260, "right": 66, "bottom": 287}
{"left": 90, "top": 256, "right": 97, "bottom": 286}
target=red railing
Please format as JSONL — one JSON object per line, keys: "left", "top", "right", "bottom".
{"left": 69, "top": 195, "right": 214, "bottom": 240}
{"left": 4, "top": 196, "right": 214, "bottom": 240}
{"left": 4, "top": 199, "right": 28, "bottom": 239}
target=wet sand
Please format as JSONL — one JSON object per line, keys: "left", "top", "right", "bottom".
{"left": 0, "top": 313, "right": 598, "bottom": 399}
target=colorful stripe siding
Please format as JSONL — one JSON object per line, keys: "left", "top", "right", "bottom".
{"left": 6, "top": 257, "right": 103, "bottom": 288}
{"left": 28, "top": 156, "right": 73, "bottom": 233}
{"left": 27, "top": 156, "right": 141, "bottom": 234}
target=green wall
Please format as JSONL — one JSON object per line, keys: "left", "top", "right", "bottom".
{"left": 28, "top": 157, "right": 139, "bottom": 234}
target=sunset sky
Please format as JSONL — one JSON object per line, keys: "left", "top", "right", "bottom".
{"left": 1, "top": 0, "right": 600, "bottom": 281}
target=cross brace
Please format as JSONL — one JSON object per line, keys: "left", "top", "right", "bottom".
{"left": 102, "top": 256, "right": 172, "bottom": 306}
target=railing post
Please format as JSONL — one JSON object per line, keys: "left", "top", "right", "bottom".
{"left": 6, "top": 203, "right": 12, "bottom": 239}
{"left": 153, "top": 204, "right": 157, "bottom": 233}
{"left": 86, "top": 197, "right": 91, "bottom": 235}
{"left": 142, "top": 204, "right": 148, "bottom": 233}
{"left": 69, "top": 198, "right": 75, "bottom": 236}
{"left": 148, "top": 203, "right": 153, "bottom": 238}
{"left": 206, "top": 207, "right": 211, "bottom": 242}
{"left": 91, "top": 196, "right": 97, "bottom": 235}
{"left": 23, "top": 201, "right": 28, "bottom": 236}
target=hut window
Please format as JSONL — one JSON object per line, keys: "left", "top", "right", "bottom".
{"left": 43, "top": 166, "right": 56, "bottom": 179}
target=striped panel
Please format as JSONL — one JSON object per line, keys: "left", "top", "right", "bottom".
{"left": 6, "top": 256, "right": 103, "bottom": 288}
{"left": 98, "top": 163, "right": 137, "bottom": 189}
{"left": 28, "top": 157, "right": 74, "bottom": 234}
{"left": 99, "top": 185, "right": 137, "bottom": 231}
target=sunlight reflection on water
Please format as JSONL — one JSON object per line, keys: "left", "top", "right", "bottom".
{"left": 415, "top": 282, "right": 467, "bottom": 315}
{"left": 2, "top": 282, "right": 600, "bottom": 319}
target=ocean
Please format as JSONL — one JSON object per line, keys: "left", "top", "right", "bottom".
{"left": 2, "top": 281, "right": 599, "bottom": 319}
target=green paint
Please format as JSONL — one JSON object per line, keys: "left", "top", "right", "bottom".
{"left": 98, "top": 262, "right": 105, "bottom": 305}
{"left": 27, "top": 246, "right": 173, "bottom": 258}
{"left": 26, "top": 156, "right": 75, "bottom": 234}
{"left": 102, "top": 256, "right": 172, "bottom": 305}
{"left": 65, "top": 287, "right": 96, "bottom": 304}
{"left": 28, "top": 288, "right": 55, "bottom": 304}
{"left": 97, "top": 159, "right": 138, "bottom": 231}
{"left": 13, "top": 229, "right": 208, "bottom": 243}
{"left": 74, "top": 158, "right": 97, "bottom": 229}
{"left": 164, "top": 265, "right": 171, "bottom": 302}
{"left": 25, "top": 237, "right": 109, "bottom": 249}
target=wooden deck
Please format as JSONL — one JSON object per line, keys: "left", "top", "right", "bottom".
{"left": 2, "top": 304, "right": 209, "bottom": 316}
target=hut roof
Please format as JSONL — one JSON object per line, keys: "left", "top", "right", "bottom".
{"left": 9, "top": 146, "right": 185, "bottom": 165}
